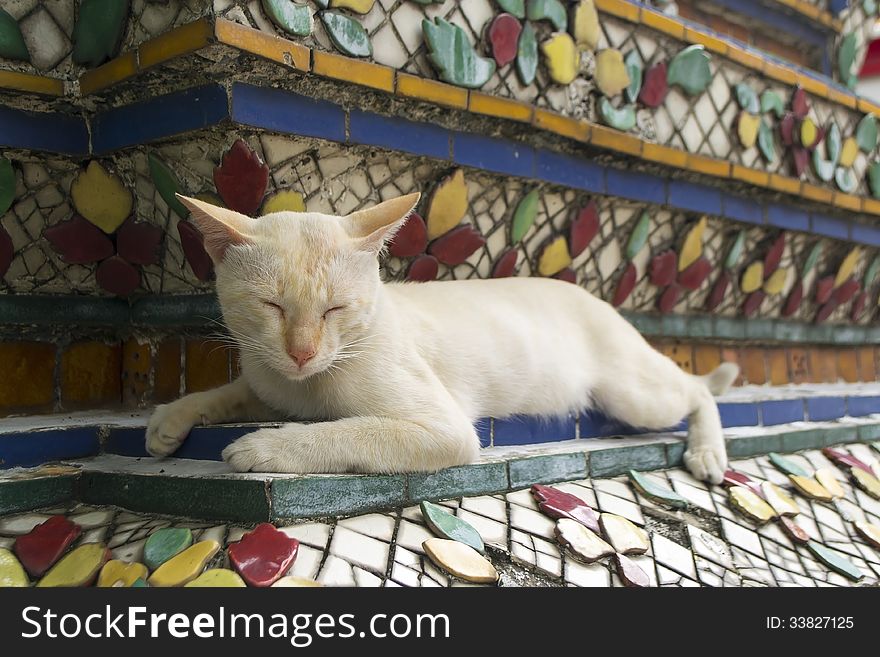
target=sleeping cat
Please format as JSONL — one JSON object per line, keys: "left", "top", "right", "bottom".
{"left": 146, "top": 192, "right": 738, "bottom": 483}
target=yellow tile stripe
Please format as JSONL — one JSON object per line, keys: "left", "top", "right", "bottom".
{"left": 0, "top": 69, "right": 64, "bottom": 97}
{"left": 215, "top": 19, "right": 309, "bottom": 70}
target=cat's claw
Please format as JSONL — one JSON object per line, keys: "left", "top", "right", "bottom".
{"left": 145, "top": 402, "right": 197, "bottom": 457}
{"left": 683, "top": 445, "right": 726, "bottom": 485}
{"left": 223, "top": 430, "right": 289, "bottom": 473}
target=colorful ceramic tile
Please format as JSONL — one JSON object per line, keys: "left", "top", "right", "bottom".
{"left": 705, "top": 271, "right": 731, "bottom": 311}
{"left": 789, "top": 475, "right": 833, "bottom": 502}
{"left": 573, "top": 0, "right": 600, "bottom": 49}
{"left": 823, "top": 447, "right": 873, "bottom": 474}
{"left": 71, "top": 0, "right": 128, "bottom": 67}
{"left": 826, "top": 124, "right": 842, "bottom": 162}
{"left": 177, "top": 220, "right": 214, "bottom": 282}
{"left": 423, "top": 538, "right": 498, "bottom": 584}
{"left": 526, "top": 0, "right": 567, "bottom": 30}
{"left": 737, "top": 112, "right": 760, "bottom": 148}
{"left": 595, "top": 49, "right": 630, "bottom": 98}
{"left": 625, "top": 211, "right": 649, "bottom": 260}
{"left": 624, "top": 50, "right": 642, "bottom": 103}
{"left": 272, "top": 576, "right": 321, "bottom": 587}
{"left": 679, "top": 216, "right": 706, "bottom": 272}
{"left": 807, "top": 541, "right": 862, "bottom": 581}
{"left": 870, "top": 162, "right": 880, "bottom": 198}
{"left": 116, "top": 219, "right": 164, "bottom": 266}
{"left": 531, "top": 483, "right": 600, "bottom": 533}
{"left": 815, "top": 275, "right": 835, "bottom": 304}
{"left": 863, "top": 255, "right": 880, "bottom": 287}
{"left": 423, "top": 18, "right": 495, "bottom": 88}
{"left": 148, "top": 153, "right": 190, "bottom": 220}
{"left": 629, "top": 470, "right": 687, "bottom": 508}
{"left": 0, "top": 548, "right": 28, "bottom": 587}
{"left": 614, "top": 553, "right": 651, "bottom": 587}
{"left": 96, "top": 255, "right": 140, "bottom": 295}
{"left": 727, "top": 232, "right": 747, "bottom": 271}
{"left": 147, "top": 540, "right": 220, "bottom": 587}
{"left": 838, "top": 32, "right": 857, "bottom": 88}
{"left": 649, "top": 250, "right": 677, "bottom": 287}
{"left": 14, "top": 516, "right": 82, "bottom": 577}
{"left": 389, "top": 212, "right": 427, "bottom": 258}
{"left": 262, "top": 0, "right": 313, "bottom": 36}
{"left": 857, "top": 114, "right": 878, "bottom": 151}
{"left": 492, "top": 249, "right": 518, "bottom": 278}
{"left": 612, "top": 261, "right": 637, "bottom": 306}
{"left": 97, "top": 560, "right": 149, "bottom": 587}
{"left": 329, "top": 0, "right": 374, "bottom": 14}
{"left": 537, "top": 236, "right": 571, "bottom": 276}
{"left": 185, "top": 568, "right": 247, "bottom": 587}
{"left": 768, "top": 452, "right": 811, "bottom": 477}
{"left": 738, "top": 261, "right": 762, "bottom": 294}
{"left": 511, "top": 189, "right": 539, "bottom": 242}
{"left": 853, "top": 521, "right": 880, "bottom": 549}
{"left": 228, "top": 523, "right": 300, "bottom": 587}
{"left": 763, "top": 267, "right": 787, "bottom": 295}
{"left": 839, "top": 137, "right": 858, "bottom": 168}
{"left": 760, "top": 90, "right": 784, "bottom": 117}
{"left": 667, "top": 45, "right": 711, "bottom": 96}
{"left": 599, "top": 513, "right": 648, "bottom": 555}
{"left": 261, "top": 190, "right": 306, "bottom": 215}
{"left": 791, "top": 87, "right": 808, "bottom": 119}
{"left": 515, "top": 22, "right": 538, "bottom": 86}
{"left": 0, "top": 157, "right": 14, "bottom": 217}
{"left": 556, "top": 519, "right": 613, "bottom": 563}
{"left": 37, "top": 543, "right": 110, "bottom": 587}
{"left": 407, "top": 254, "right": 439, "bottom": 281}
{"left": 850, "top": 467, "right": 880, "bottom": 500}
{"left": 70, "top": 161, "right": 132, "bottom": 234}
{"left": 497, "top": 0, "right": 526, "bottom": 18}
{"left": 792, "top": 147, "right": 809, "bottom": 177}
{"left": 143, "top": 527, "right": 193, "bottom": 571}
{"left": 541, "top": 33, "right": 578, "bottom": 85}
{"left": 758, "top": 119, "right": 775, "bottom": 162}
{"left": 488, "top": 13, "right": 521, "bottom": 68}
{"left": 421, "top": 501, "right": 485, "bottom": 553}
{"left": 722, "top": 470, "right": 763, "bottom": 496}
{"left": 321, "top": 11, "right": 371, "bottom": 57}
{"left": 639, "top": 61, "right": 667, "bottom": 107}
{"left": 598, "top": 98, "right": 636, "bottom": 131}
{"left": 569, "top": 202, "right": 599, "bottom": 258}
{"left": 426, "top": 169, "right": 467, "bottom": 239}
{"left": 658, "top": 284, "right": 682, "bottom": 313}
{"left": 799, "top": 118, "right": 817, "bottom": 148}
{"left": 734, "top": 83, "right": 759, "bottom": 113}
{"left": 0, "top": 10, "right": 28, "bottom": 61}
{"left": 760, "top": 482, "right": 799, "bottom": 517}
{"left": 43, "top": 215, "right": 115, "bottom": 264}
{"left": 679, "top": 257, "right": 712, "bottom": 291}
{"left": 213, "top": 139, "right": 269, "bottom": 216}
{"left": 428, "top": 224, "right": 485, "bottom": 265}
{"left": 835, "top": 247, "right": 861, "bottom": 288}
{"left": 778, "top": 517, "right": 810, "bottom": 545}
{"left": 728, "top": 487, "right": 776, "bottom": 524}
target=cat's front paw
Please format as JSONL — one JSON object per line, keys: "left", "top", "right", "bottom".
{"left": 222, "top": 428, "right": 306, "bottom": 473}
{"left": 145, "top": 401, "right": 199, "bottom": 457}
{"left": 683, "top": 444, "right": 727, "bottom": 484}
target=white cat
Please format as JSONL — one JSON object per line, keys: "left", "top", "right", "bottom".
{"left": 146, "top": 192, "right": 738, "bottom": 483}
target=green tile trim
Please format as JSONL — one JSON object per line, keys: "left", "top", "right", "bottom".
{"left": 0, "top": 475, "right": 77, "bottom": 515}
{"left": 0, "top": 295, "right": 129, "bottom": 326}
{"left": 408, "top": 463, "right": 507, "bottom": 501}
{"left": 726, "top": 432, "right": 782, "bottom": 458}
{"left": 271, "top": 474, "right": 406, "bottom": 520}
{"left": 779, "top": 428, "right": 826, "bottom": 453}
{"left": 590, "top": 443, "right": 667, "bottom": 477}
{"left": 508, "top": 453, "right": 588, "bottom": 489}
{"left": 666, "top": 441, "right": 686, "bottom": 468}
{"left": 130, "top": 294, "right": 221, "bottom": 327}
{"left": 857, "top": 424, "right": 880, "bottom": 441}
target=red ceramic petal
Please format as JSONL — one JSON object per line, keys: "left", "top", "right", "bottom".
{"left": 388, "top": 212, "right": 427, "bottom": 258}
{"left": 638, "top": 61, "right": 667, "bottom": 108}
{"left": 657, "top": 283, "right": 681, "bottom": 313}
{"left": 851, "top": 290, "right": 868, "bottom": 321}
{"left": 43, "top": 215, "right": 115, "bottom": 264}
{"left": 763, "top": 233, "right": 785, "bottom": 278}
{"left": 815, "top": 299, "right": 838, "bottom": 323}
{"left": 554, "top": 267, "right": 576, "bottom": 283}
{"left": 177, "top": 220, "right": 214, "bottom": 282}
{"left": 612, "top": 262, "right": 637, "bottom": 307}
{"left": 822, "top": 447, "right": 874, "bottom": 474}
{"left": 492, "top": 249, "right": 518, "bottom": 278}
{"left": 832, "top": 277, "right": 860, "bottom": 305}
{"left": 615, "top": 553, "right": 650, "bottom": 587}
{"left": 780, "top": 113, "right": 795, "bottom": 146}
{"left": 228, "top": 523, "right": 300, "bottom": 587}
{"left": 781, "top": 280, "right": 803, "bottom": 317}
{"left": 569, "top": 202, "right": 599, "bottom": 258}
{"left": 742, "top": 290, "right": 765, "bottom": 317}
{"left": 791, "top": 86, "right": 808, "bottom": 119}
{"left": 14, "top": 516, "right": 82, "bottom": 577}
{"left": 649, "top": 250, "right": 677, "bottom": 287}
{"left": 778, "top": 516, "right": 810, "bottom": 545}
{"left": 213, "top": 139, "right": 269, "bottom": 216}
{"left": 722, "top": 470, "right": 764, "bottom": 497}
{"left": 792, "top": 147, "right": 809, "bottom": 177}
{"left": 407, "top": 254, "right": 438, "bottom": 281}
{"left": 116, "top": 219, "right": 164, "bottom": 266}
{"left": 678, "top": 256, "right": 712, "bottom": 290}
{"left": 531, "top": 484, "right": 600, "bottom": 534}
{"left": 814, "top": 275, "right": 835, "bottom": 304}
{"left": 428, "top": 224, "right": 486, "bottom": 265}
{"left": 96, "top": 255, "right": 140, "bottom": 296}
{"left": 487, "top": 13, "right": 522, "bottom": 68}
{"left": 705, "top": 271, "right": 731, "bottom": 311}
{"left": 0, "top": 224, "right": 13, "bottom": 278}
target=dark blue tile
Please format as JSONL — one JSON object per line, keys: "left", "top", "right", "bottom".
{"left": 578, "top": 410, "right": 683, "bottom": 437}
{"left": 722, "top": 194, "right": 763, "bottom": 225}
{"left": 104, "top": 425, "right": 256, "bottom": 461}
{"left": 0, "top": 428, "right": 100, "bottom": 469}
{"left": 0, "top": 105, "right": 89, "bottom": 155}
{"left": 760, "top": 399, "right": 805, "bottom": 426}
{"left": 606, "top": 168, "right": 666, "bottom": 204}
{"left": 806, "top": 396, "right": 846, "bottom": 422}
{"left": 492, "top": 414, "right": 576, "bottom": 446}
{"left": 847, "top": 395, "right": 880, "bottom": 417}
{"left": 453, "top": 131, "right": 535, "bottom": 178}
{"left": 535, "top": 149, "right": 604, "bottom": 192}
{"left": 811, "top": 213, "right": 850, "bottom": 240}
{"left": 851, "top": 223, "right": 880, "bottom": 247}
{"left": 349, "top": 110, "right": 449, "bottom": 160}
{"left": 92, "top": 84, "right": 229, "bottom": 153}
{"left": 829, "top": 0, "right": 849, "bottom": 14}
{"left": 767, "top": 204, "right": 808, "bottom": 231}
{"left": 475, "top": 418, "right": 491, "bottom": 447}
{"left": 718, "top": 403, "right": 759, "bottom": 427}
{"left": 231, "top": 82, "right": 345, "bottom": 142}
{"left": 668, "top": 180, "right": 722, "bottom": 215}
{"left": 707, "top": 0, "right": 828, "bottom": 45}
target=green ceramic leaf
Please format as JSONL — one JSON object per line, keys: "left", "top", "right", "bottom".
{"left": 625, "top": 211, "right": 650, "bottom": 260}
{"left": 807, "top": 541, "right": 864, "bottom": 581}
{"left": 144, "top": 528, "right": 193, "bottom": 570}
{"left": 802, "top": 242, "right": 821, "bottom": 277}
{"left": 864, "top": 254, "right": 880, "bottom": 287}
{"left": 734, "top": 83, "right": 759, "bottom": 114}
{"left": 725, "top": 230, "right": 746, "bottom": 270}
{"left": 768, "top": 452, "right": 811, "bottom": 478}
{"left": 598, "top": 97, "right": 636, "bottom": 131}
{"left": 72, "top": 0, "right": 129, "bottom": 67}
{"left": 628, "top": 470, "right": 687, "bottom": 508}
{"left": 511, "top": 189, "right": 539, "bottom": 242}
{"left": 826, "top": 123, "right": 842, "bottom": 163}
{"left": 760, "top": 90, "right": 784, "bottom": 117}
{"left": 869, "top": 161, "right": 880, "bottom": 198}
{"left": 813, "top": 150, "right": 835, "bottom": 182}
{"left": 525, "top": 0, "right": 567, "bottom": 31}
{"left": 515, "top": 21, "right": 538, "bottom": 86}
{"left": 865, "top": 0, "right": 878, "bottom": 14}
{"left": 835, "top": 167, "right": 857, "bottom": 193}
{"left": 839, "top": 32, "right": 857, "bottom": 84}
{"left": 261, "top": 0, "right": 313, "bottom": 37}
{"left": 321, "top": 11, "right": 371, "bottom": 57}
{"left": 624, "top": 50, "right": 642, "bottom": 104}
{"left": 420, "top": 501, "right": 485, "bottom": 553}
{"left": 758, "top": 118, "right": 776, "bottom": 162}
{"left": 857, "top": 114, "right": 878, "bottom": 152}
{"left": 667, "top": 44, "right": 711, "bottom": 96}
{"left": 423, "top": 17, "right": 495, "bottom": 88}
{"left": 0, "top": 158, "right": 15, "bottom": 217}
{"left": 148, "top": 153, "right": 189, "bottom": 220}
{"left": 0, "top": 9, "right": 29, "bottom": 61}
{"left": 496, "top": 0, "right": 526, "bottom": 18}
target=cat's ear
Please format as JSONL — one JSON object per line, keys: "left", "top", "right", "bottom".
{"left": 176, "top": 194, "right": 255, "bottom": 263}
{"left": 343, "top": 192, "right": 420, "bottom": 255}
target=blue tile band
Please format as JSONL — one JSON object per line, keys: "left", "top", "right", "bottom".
{"left": 0, "top": 105, "right": 89, "bottom": 155}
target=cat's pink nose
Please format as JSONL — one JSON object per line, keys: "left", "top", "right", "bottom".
{"left": 288, "top": 347, "right": 316, "bottom": 368}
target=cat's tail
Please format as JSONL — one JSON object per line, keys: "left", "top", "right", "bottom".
{"left": 699, "top": 362, "right": 740, "bottom": 396}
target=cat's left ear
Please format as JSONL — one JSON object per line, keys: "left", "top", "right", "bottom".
{"left": 343, "top": 192, "right": 420, "bottom": 255}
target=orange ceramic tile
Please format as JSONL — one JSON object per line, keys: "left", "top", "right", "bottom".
{"left": 61, "top": 342, "right": 122, "bottom": 406}
{"left": 833, "top": 192, "right": 861, "bottom": 212}
{"left": 684, "top": 27, "right": 728, "bottom": 54}
{"left": 596, "top": 0, "right": 639, "bottom": 22}
{"left": 732, "top": 164, "right": 769, "bottom": 187}
{"left": 787, "top": 348, "right": 810, "bottom": 384}
{"left": 533, "top": 109, "right": 590, "bottom": 141}
{"left": 693, "top": 345, "right": 721, "bottom": 375}
{"left": 185, "top": 340, "right": 231, "bottom": 393}
{"left": 720, "top": 347, "right": 744, "bottom": 386}
{"left": 468, "top": 91, "right": 533, "bottom": 123}
{"left": 862, "top": 198, "right": 880, "bottom": 216}
{"left": 801, "top": 183, "right": 834, "bottom": 204}
{"left": 857, "top": 347, "right": 877, "bottom": 382}
{"left": 139, "top": 18, "right": 214, "bottom": 71}
{"left": 642, "top": 142, "right": 687, "bottom": 167}
{"left": 639, "top": 7, "right": 685, "bottom": 38}
{"left": 122, "top": 340, "right": 151, "bottom": 406}
{"left": 726, "top": 46, "right": 764, "bottom": 71}
{"left": 312, "top": 51, "right": 394, "bottom": 92}
{"left": 79, "top": 51, "right": 137, "bottom": 95}
{"left": 154, "top": 339, "right": 182, "bottom": 403}
{"left": 741, "top": 348, "right": 767, "bottom": 385}
{"left": 0, "top": 342, "right": 56, "bottom": 412}
{"left": 686, "top": 153, "right": 730, "bottom": 178}
{"left": 796, "top": 74, "right": 828, "bottom": 98}
{"left": 659, "top": 343, "right": 694, "bottom": 373}
{"left": 827, "top": 87, "right": 857, "bottom": 109}
{"left": 858, "top": 98, "right": 880, "bottom": 117}
{"left": 0, "top": 70, "right": 64, "bottom": 96}
{"left": 589, "top": 123, "right": 642, "bottom": 156}
{"left": 763, "top": 61, "right": 798, "bottom": 86}
{"left": 768, "top": 173, "right": 800, "bottom": 196}
{"left": 395, "top": 73, "right": 467, "bottom": 109}
{"left": 808, "top": 348, "right": 837, "bottom": 383}
{"left": 837, "top": 349, "right": 859, "bottom": 383}
{"left": 767, "top": 348, "right": 789, "bottom": 385}
{"left": 215, "top": 18, "right": 310, "bottom": 71}
{"left": 796, "top": 1, "right": 821, "bottom": 19}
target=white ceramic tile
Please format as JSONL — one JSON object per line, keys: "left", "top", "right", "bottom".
{"left": 279, "top": 522, "right": 332, "bottom": 549}
{"left": 509, "top": 504, "right": 556, "bottom": 539}
{"left": 651, "top": 533, "right": 696, "bottom": 579}
{"left": 338, "top": 514, "right": 395, "bottom": 542}
{"left": 329, "top": 526, "right": 390, "bottom": 575}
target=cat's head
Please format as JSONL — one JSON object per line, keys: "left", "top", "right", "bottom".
{"left": 177, "top": 192, "right": 419, "bottom": 381}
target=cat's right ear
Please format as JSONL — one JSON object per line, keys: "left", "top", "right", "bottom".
{"left": 176, "top": 194, "right": 255, "bottom": 263}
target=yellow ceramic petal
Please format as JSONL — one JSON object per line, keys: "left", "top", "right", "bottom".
{"left": 541, "top": 33, "right": 579, "bottom": 85}
{"left": 272, "top": 576, "right": 323, "bottom": 587}
{"left": 329, "top": 0, "right": 374, "bottom": 13}
{"left": 70, "top": 161, "right": 133, "bottom": 234}
{"left": 760, "top": 481, "right": 799, "bottom": 516}
{"left": 0, "top": 548, "right": 28, "bottom": 587}
{"left": 839, "top": 137, "right": 858, "bottom": 167}
{"left": 835, "top": 247, "right": 861, "bottom": 288}
{"left": 800, "top": 118, "right": 817, "bottom": 147}
{"left": 789, "top": 475, "right": 833, "bottom": 502}
{"left": 37, "top": 543, "right": 109, "bottom": 587}
{"left": 815, "top": 468, "right": 845, "bottom": 499}
{"left": 97, "top": 560, "right": 149, "bottom": 587}
{"left": 763, "top": 266, "right": 788, "bottom": 295}
{"left": 426, "top": 169, "right": 467, "bottom": 239}
{"left": 573, "top": 0, "right": 600, "bottom": 50}
{"left": 147, "top": 540, "right": 220, "bottom": 587}
{"left": 538, "top": 236, "right": 572, "bottom": 276}
{"left": 854, "top": 521, "right": 880, "bottom": 548}
{"left": 678, "top": 216, "right": 707, "bottom": 271}
{"left": 737, "top": 113, "right": 760, "bottom": 148}
{"left": 185, "top": 568, "right": 246, "bottom": 587}
{"left": 728, "top": 487, "right": 776, "bottom": 524}
{"left": 850, "top": 466, "right": 880, "bottom": 500}
{"left": 594, "top": 48, "right": 629, "bottom": 97}
{"left": 195, "top": 192, "right": 225, "bottom": 206}
{"left": 261, "top": 190, "right": 306, "bottom": 214}
{"left": 740, "top": 261, "right": 764, "bottom": 293}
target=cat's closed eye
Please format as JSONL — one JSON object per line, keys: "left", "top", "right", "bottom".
{"left": 323, "top": 306, "right": 345, "bottom": 319}
{"left": 262, "top": 300, "right": 284, "bottom": 315}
